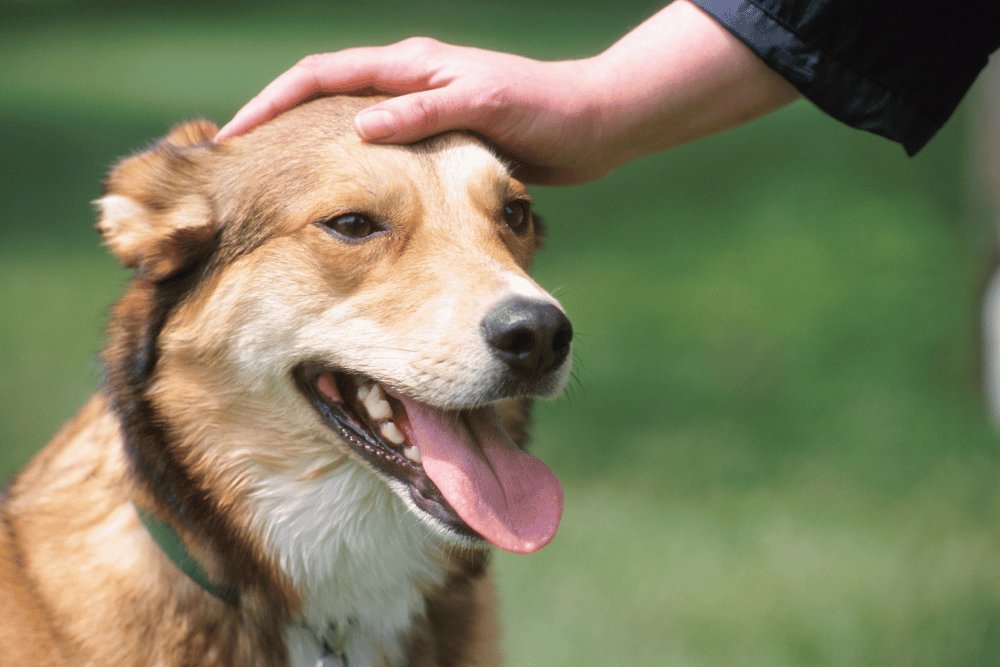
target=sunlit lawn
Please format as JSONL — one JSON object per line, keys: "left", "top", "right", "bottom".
{"left": 2, "top": 4, "right": 999, "bottom": 665}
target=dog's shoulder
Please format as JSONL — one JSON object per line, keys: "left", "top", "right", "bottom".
{"left": 0, "top": 502, "right": 69, "bottom": 666}
{"left": 0, "top": 395, "right": 127, "bottom": 666}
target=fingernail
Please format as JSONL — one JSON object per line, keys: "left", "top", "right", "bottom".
{"left": 355, "top": 109, "right": 398, "bottom": 141}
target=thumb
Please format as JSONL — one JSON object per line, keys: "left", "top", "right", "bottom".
{"left": 354, "top": 87, "right": 485, "bottom": 144}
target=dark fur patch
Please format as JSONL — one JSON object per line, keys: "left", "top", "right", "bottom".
{"left": 405, "top": 551, "right": 490, "bottom": 666}
{"left": 98, "top": 123, "right": 301, "bottom": 614}
{"left": 101, "top": 223, "right": 295, "bottom": 615}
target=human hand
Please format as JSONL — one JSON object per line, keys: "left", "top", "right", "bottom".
{"left": 215, "top": 39, "right": 612, "bottom": 185}
{"left": 215, "top": 1, "right": 799, "bottom": 186}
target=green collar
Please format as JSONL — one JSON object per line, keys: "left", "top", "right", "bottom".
{"left": 135, "top": 505, "right": 240, "bottom": 607}
{"left": 135, "top": 505, "right": 353, "bottom": 664}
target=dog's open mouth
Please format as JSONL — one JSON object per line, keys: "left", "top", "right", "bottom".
{"left": 293, "top": 363, "right": 563, "bottom": 554}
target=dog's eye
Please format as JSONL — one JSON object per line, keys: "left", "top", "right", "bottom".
{"left": 317, "top": 214, "right": 378, "bottom": 240}
{"left": 502, "top": 201, "right": 531, "bottom": 235}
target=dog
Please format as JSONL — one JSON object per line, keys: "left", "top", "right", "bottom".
{"left": 0, "top": 96, "right": 572, "bottom": 667}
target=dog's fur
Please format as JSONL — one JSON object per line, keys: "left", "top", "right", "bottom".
{"left": 0, "top": 96, "right": 571, "bottom": 666}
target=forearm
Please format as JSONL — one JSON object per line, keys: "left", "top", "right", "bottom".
{"left": 581, "top": 0, "right": 801, "bottom": 169}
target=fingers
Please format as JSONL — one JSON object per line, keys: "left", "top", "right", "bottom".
{"left": 353, "top": 85, "right": 492, "bottom": 144}
{"left": 215, "top": 41, "right": 445, "bottom": 142}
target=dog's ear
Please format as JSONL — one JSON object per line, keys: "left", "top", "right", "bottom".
{"left": 95, "top": 119, "right": 219, "bottom": 282}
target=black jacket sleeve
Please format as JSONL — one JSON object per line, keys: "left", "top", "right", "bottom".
{"left": 691, "top": 0, "right": 1000, "bottom": 155}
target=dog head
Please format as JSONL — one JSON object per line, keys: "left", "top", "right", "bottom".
{"left": 95, "top": 97, "right": 572, "bottom": 617}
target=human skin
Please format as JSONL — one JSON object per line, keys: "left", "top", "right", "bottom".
{"left": 215, "top": 0, "right": 801, "bottom": 185}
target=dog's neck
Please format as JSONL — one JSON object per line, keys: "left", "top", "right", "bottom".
{"left": 117, "top": 353, "right": 461, "bottom": 665}
{"left": 31, "top": 397, "right": 460, "bottom": 666}
{"left": 135, "top": 507, "right": 357, "bottom": 665}
{"left": 134, "top": 506, "right": 241, "bottom": 606}
{"left": 245, "top": 457, "right": 450, "bottom": 666}
{"left": 129, "top": 476, "right": 445, "bottom": 667}
{"left": 133, "top": 453, "right": 452, "bottom": 666}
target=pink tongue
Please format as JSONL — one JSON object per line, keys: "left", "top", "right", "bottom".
{"left": 394, "top": 395, "right": 563, "bottom": 554}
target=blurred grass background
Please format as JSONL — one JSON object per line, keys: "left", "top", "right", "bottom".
{"left": 2, "top": 1, "right": 999, "bottom": 665}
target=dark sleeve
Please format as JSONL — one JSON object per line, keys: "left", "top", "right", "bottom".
{"left": 691, "top": 0, "right": 1000, "bottom": 155}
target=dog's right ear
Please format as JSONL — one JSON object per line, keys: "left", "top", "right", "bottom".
{"left": 95, "top": 119, "right": 220, "bottom": 282}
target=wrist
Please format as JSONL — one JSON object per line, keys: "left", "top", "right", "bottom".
{"left": 584, "top": 0, "right": 799, "bottom": 166}
{"left": 539, "top": 57, "right": 628, "bottom": 178}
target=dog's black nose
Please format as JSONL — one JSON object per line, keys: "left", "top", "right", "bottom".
{"left": 482, "top": 296, "right": 572, "bottom": 379}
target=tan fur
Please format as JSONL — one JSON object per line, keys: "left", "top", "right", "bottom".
{"left": 1, "top": 96, "right": 563, "bottom": 666}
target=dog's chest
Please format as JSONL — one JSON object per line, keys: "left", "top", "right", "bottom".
{"left": 285, "top": 624, "right": 367, "bottom": 667}
{"left": 249, "top": 461, "right": 445, "bottom": 666}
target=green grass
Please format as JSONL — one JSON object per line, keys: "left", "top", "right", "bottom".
{"left": 0, "top": 250, "right": 127, "bottom": 470}
{"left": 2, "top": 4, "right": 999, "bottom": 665}
{"left": 496, "top": 468, "right": 1000, "bottom": 666}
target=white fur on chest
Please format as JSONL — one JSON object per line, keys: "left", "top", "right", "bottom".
{"left": 249, "top": 459, "right": 446, "bottom": 666}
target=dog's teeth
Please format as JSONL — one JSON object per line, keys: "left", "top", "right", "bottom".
{"left": 367, "top": 399, "right": 392, "bottom": 421}
{"left": 380, "top": 421, "right": 405, "bottom": 445}
{"left": 403, "top": 445, "right": 422, "bottom": 464}
{"left": 362, "top": 384, "right": 392, "bottom": 421}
